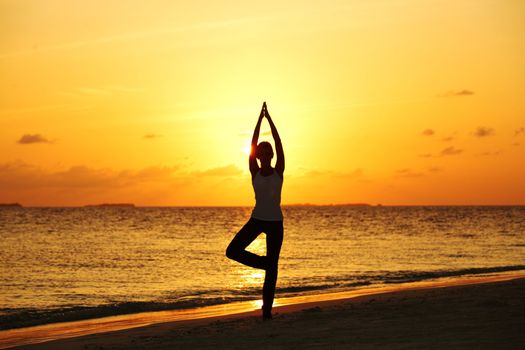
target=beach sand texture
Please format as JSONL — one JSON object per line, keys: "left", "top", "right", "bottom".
{"left": 5, "top": 275, "right": 524, "bottom": 350}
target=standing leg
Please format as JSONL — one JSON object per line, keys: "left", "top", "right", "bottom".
{"left": 262, "top": 220, "right": 283, "bottom": 318}
{"left": 226, "top": 218, "right": 267, "bottom": 269}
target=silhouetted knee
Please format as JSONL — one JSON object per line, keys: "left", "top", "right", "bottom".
{"left": 226, "top": 244, "right": 237, "bottom": 260}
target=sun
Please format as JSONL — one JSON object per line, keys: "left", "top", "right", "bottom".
{"left": 243, "top": 143, "right": 252, "bottom": 155}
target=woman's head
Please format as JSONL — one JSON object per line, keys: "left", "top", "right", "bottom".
{"left": 256, "top": 141, "right": 274, "bottom": 161}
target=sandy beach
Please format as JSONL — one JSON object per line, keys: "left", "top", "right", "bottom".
{"left": 3, "top": 274, "right": 524, "bottom": 350}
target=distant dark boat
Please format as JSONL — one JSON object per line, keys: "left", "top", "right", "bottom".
{"left": 0, "top": 203, "right": 23, "bottom": 207}
{"left": 84, "top": 203, "right": 135, "bottom": 208}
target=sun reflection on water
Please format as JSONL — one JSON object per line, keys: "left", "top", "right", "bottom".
{"left": 242, "top": 270, "right": 264, "bottom": 283}
{"left": 251, "top": 299, "right": 263, "bottom": 308}
{"left": 232, "top": 235, "right": 267, "bottom": 289}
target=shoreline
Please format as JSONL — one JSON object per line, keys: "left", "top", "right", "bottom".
{"left": 1, "top": 271, "right": 524, "bottom": 349}
{"left": 3, "top": 265, "right": 525, "bottom": 331}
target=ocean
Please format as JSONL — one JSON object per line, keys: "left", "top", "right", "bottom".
{"left": 1, "top": 205, "right": 524, "bottom": 330}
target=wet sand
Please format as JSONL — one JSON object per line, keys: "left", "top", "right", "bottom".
{"left": 4, "top": 275, "right": 525, "bottom": 350}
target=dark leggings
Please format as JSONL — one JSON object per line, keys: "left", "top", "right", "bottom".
{"left": 226, "top": 217, "right": 283, "bottom": 312}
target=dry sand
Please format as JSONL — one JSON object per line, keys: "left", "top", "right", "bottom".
{"left": 6, "top": 275, "right": 525, "bottom": 350}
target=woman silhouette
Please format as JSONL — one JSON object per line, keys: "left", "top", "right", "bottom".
{"left": 226, "top": 102, "right": 284, "bottom": 320}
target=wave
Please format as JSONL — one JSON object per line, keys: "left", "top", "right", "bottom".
{"left": 377, "top": 265, "right": 525, "bottom": 283}
{"left": 1, "top": 264, "right": 524, "bottom": 331}
{"left": 0, "top": 296, "right": 252, "bottom": 331}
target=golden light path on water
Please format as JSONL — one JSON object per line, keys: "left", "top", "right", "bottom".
{"left": 235, "top": 235, "right": 266, "bottom": 297}
{"left": 0, "top": 272, "right": 523, "bottom": 349}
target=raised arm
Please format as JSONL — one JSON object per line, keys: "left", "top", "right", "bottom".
{"left": 249, "top": 103, "right": 265, "bottom": 176}
{"left": 265, "top": 104, "right": 285, "bottom": 176}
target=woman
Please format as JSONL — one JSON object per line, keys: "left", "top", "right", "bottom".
{"left": 226, "top": 102, "right": 284, "bottom": 320}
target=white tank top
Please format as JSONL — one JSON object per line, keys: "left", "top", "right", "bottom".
{"left": 251, "top": 169, "right": 283, "bottom": 221}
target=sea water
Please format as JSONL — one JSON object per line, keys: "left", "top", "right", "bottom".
{"left": 1, "top": 206, "right": 524, "bottom": 329}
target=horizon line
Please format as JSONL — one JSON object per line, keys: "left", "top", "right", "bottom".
{"left": 1, "top": 203, "right": 525, "bottom": 208}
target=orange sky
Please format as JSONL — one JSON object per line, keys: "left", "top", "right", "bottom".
{"left": 1, "top": 0, "right": 524, "bottom": 206}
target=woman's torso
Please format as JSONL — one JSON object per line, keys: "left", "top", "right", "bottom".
{"left": 251, "top": 168, "right": 283, "bottom": 221}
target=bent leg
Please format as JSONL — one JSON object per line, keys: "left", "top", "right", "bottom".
{"left": 262, "top": 221, "right": 284, "bottom": 313}
{"left": 226, "top": 218, "right": 266, "bottom": 270}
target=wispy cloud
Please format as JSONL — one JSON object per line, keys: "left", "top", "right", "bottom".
{"left": 395, "top": 168, "right": 425, "bottom": 178}
{"left": 294, "top": 168, "right": 369, "bottom": 183}
{"left": 473, "top": 126, "right": 494, "bottom": 137}
{"left": 427, "top": 166, "right": 442, "bottom": 173}
{"left": 58, "top": 85, "right": 143, "bottom": 97}
{"left": 514, "top": 127, "right": 525, "bottom": 136}
{"left": 438, "top": 89, "right": 474, "bottom": 97}
{"left": 422, "top": 129, "right": 435, "bottom": 136}
{"left": 0, "top": 103, "right": 93, "bottom": 117}
{"left": 17, "top": 134, "right": 52, "bottom": 145}
{"left": 419, "top": 146, "right": 463, "bottom": 158}
{"left": 0, "top": 161, "right": 246, "bottom": 206}
{"left": 300, "top": 168, "right": 364, "bottom": 179}
{"left": 0, "top": 16, "right": 279, "bottom": 59}
{"left": 0, "top": 161, "right": 180, "bottom": 206}
{"left": 395, "top": 166, "right": 443, "bottom": 178}
{"left": 193, "top": 164, "right": 242, "bottom": 177}
{"left": 476, "top": 150, "right": 502, "bottom": 157}
{"left": 440, "top": 146, "right": 463, "bottom": 156}
{"left": 0, "top": 161, "right": 243, "bottom": 189}
{"left": 143, "top": 134, "right": 162, "bottom": 139}
{"left": 333, "top": 168, "right": 364, "bottom": 179}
